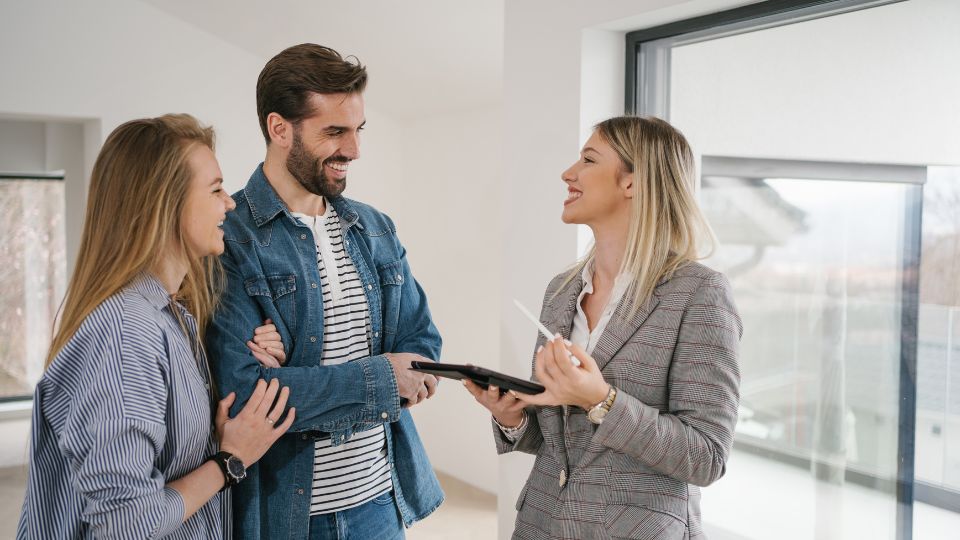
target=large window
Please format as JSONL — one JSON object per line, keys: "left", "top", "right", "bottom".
{"left": 626, "top": 0, "right": 960, "bottom": 538}
{"left": 0, "top": 174, "right": 66, "bottom": 401}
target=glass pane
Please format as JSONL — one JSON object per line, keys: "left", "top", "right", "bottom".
{"left": 0, "top": 179, "right": 67, "bottom": 399}
{"left": 917, "top": 166, "right": 960, "bottom": 493}
{"left": 699, "top": 173, "right": 914, "bottom": 540}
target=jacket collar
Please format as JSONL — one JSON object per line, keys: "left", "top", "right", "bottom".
{"left": 242, "top": 163, "right": 362, "bottom": 231}
{"left": 544, "top": 268, "right": 661, "bottom": 373}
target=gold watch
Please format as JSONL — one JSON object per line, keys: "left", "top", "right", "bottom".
{"left": 586, "top": 386, "right": 617, "bottom": 424}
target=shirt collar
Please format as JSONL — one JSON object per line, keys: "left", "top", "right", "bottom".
{"left": 243, "top": 163, "right": 362, "bottom": 231}
{"left": 130, "top": 272, "right": 174, "bottom": 311}
{"left": 580, "top": 261, "right": 632, "bottom": 299}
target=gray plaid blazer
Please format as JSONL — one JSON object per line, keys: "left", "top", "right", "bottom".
{"left": 495, "top": 262, "right": 742, "bottom": 540}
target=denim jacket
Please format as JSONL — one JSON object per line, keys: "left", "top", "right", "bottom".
{"left": 206, "top": 164, "right": 444, "bottom": 539}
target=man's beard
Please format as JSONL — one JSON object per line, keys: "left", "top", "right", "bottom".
{"left": 286, "top": 129, "right": 347, "bottom": 198}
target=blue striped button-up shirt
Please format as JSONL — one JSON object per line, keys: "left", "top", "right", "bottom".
{"left": 17, "top": 274, "right": 224, "bottom": 539}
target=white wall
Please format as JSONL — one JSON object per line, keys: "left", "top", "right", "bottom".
{"left": 387, "top": 104, "right": 504, "bottom": 492}
{"left": 670, "top": 0, "right": 960, "bottom": 166}
{"left": 0, "top": 0, "right": 263, "bottom": 270}
{"left": 0, "top": 121, "right": 46, "bottom": 171}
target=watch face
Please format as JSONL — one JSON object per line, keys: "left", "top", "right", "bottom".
{"left": 226, "top": 456, "right": 246, "bottom": 480}
{"left": 588, "top": 407, "right": 608, "bottom": 424}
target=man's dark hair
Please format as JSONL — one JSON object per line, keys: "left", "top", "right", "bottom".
{"left": 256, "top": 43, "right": 368, "bottom": 144}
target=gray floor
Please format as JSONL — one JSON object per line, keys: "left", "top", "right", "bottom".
{"left": 0, "top": 467, "right": 496, "bottom": 539}
{"left": 0, "top": 466, "right": 27, "bottom": 537}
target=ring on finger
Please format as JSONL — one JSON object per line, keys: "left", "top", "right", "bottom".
{"left": 266, "top": 417, "right": 276, "bottom": 425}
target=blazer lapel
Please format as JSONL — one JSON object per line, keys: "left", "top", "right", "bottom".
{"left": 533, "top": 277, "right": 583, "bottom": 453}
{"left": 591, "top": 288, "right": 661, "bottom": 373}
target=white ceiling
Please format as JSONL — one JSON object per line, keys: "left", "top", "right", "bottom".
{"left": 141, "top": 0, "right": 504, "bottom": 120}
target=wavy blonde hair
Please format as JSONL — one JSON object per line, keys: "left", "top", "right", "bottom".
{"left": 46, "top": 114, "right": 223, "bottom": 367}
{"left": 567, "top": 116, "right": 715, "bottom": 317}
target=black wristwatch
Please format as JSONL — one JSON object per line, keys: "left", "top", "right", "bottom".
{"left": 209, "top": 451, "right": 246, "bottom": 490}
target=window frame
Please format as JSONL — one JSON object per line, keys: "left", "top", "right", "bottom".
{"left": 623, "top": 2, "right": 927, "bottom": 538}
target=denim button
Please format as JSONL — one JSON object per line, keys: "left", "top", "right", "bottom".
{"left": 374, "top": 332, "right": 379, "bottom": 338}
{"left": 297, "top": 488, "right": 304, "bottom": 495}
{"left": 310, "top": 336, "right": 317, "bottom": 343}
{"left": 300, "top": 234, "right": 307, "bottom": 240}
{"left": 311, "top": 283, "right": 318, "bottom": 289}
{"left": 301, "top": 434, "right": 308, "bottom": 440}
{"left": 381, "top": 412, "right": 389, "bottom": 420}
{"left": 367, "top": 284, "right": 373, "bottom": 291}
{"left": 396, "top": 275, "right": 403, "bottom": 282}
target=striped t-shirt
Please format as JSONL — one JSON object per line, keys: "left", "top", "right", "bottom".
{"left": 292, "top": 204, "right": 392, "bottom": 515}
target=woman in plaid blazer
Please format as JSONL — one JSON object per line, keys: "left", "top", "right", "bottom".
{"left": 465, "top": 116, "right": 742, "bottom": 540}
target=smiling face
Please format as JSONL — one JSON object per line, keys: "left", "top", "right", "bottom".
{"left": 560, "top": 130, "right": 634, "bottom": 227}
{"left": 180, "top": 144, "right": 236, "bottom": 258}
{"left": 285, "top": 92, "right": 365, "bottom": 198}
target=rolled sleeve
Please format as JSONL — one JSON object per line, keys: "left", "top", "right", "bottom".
{"left": 360, "top": 354, "right": 403, "bottom": 423}
{"left": 65, "top": 417, "right": 184, "bottom": 539}
{"left": 493, "top": 409, "right": 543, "bottom": 455}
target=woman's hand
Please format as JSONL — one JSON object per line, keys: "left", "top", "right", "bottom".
{"left": 215, "top": 379, "right": 295, "bottom": 466}
{"left": 247, "top": 319, "right": 286, "bottom": 368}
{"left": 462, "top": 378, "right": 527, "bottom": 428}
{"left": 513, "top": 337, "right": 610, "bottom": 410}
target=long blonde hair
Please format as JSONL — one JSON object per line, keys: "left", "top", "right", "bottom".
{"left": 568, "top": 116, "right": 715, "bottom": 316}
{"left": 46, "top": 114, "right": 224, "bottom": 367}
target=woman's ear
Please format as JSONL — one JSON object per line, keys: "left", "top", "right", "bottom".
{"left": 620, "top": 172, "right": 634, "bottom": 199}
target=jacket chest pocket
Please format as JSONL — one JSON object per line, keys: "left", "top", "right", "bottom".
{"left": 245, "top": 274, "right": 298, "bottom": 335}
{"left": 378, "top": 260, "right": 403, "bottom": 335}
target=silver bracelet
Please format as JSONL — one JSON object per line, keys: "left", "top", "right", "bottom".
{"left": 495, "top": 410, "right": 527, "bottom": 437}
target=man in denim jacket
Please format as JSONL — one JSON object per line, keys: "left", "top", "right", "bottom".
{"left": 206, "top": 43, "right": 443, "bottom": 540}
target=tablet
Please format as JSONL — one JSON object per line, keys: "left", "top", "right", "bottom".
{"left": 409, "top": 361, "right": 545, "bottom": 395}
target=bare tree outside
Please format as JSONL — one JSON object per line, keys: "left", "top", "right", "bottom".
{"left": 0, "top": 178, "right": 66, "bottom": 399}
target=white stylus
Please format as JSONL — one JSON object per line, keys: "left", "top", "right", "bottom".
{"left": 512, "top": 299, "right": 581, "bottom": 367}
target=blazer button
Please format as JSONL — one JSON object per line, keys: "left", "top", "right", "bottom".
{"left": 559, "top": 469, "right": 567, "bottom": 487}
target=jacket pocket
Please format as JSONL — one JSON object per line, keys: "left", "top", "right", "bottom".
{"left": 606, "top": 453, "right": 689, "bottom": 523}
{"left": 244, "top": 275, "right": 297, "bottom": 334}
{"left": 603, "top": 504, "right": 687, "bottom": 540}
{"left": 377, "top": 260, "right": 403, "bottom": 335}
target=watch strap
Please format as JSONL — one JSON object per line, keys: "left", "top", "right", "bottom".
{"left": 209, "top": 451, "right": 238, "bottom": 491}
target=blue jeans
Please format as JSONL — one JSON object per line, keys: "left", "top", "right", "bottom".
{"left": 308, "top": 492, "right": 405, "bottom": 540}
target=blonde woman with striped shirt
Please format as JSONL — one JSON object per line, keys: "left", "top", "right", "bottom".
{"left": 18, "top": 114, "right": 294, "bottom": 539}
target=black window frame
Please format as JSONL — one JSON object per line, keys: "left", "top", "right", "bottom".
{"left": 622, "top": 2, "right": 945, "bottom": 540}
